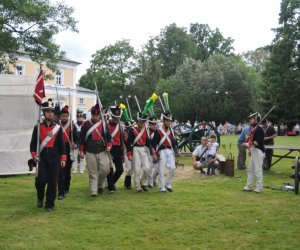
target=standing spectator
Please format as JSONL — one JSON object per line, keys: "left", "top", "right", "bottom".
{"left": 284, "top": 124, "right": 288, "bottom": 135}
{"left": 263, "top": 119, "right": 276, "bottom": 170}
{"left": 237, "top": 123, "right": 242, "bottom": 134}
{"left": 279, "top": 123, "right": 284, "bottom": 136}
{"left": 237, "top": 124, "right": 251, "bottom": 170}
{"left": 274, "top": 124, "right": 278, "bottom": 135}
{"left": 243, "top": 112, "right": 265, "bottom": 193}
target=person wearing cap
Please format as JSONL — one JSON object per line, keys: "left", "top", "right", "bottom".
{"left": 243, "top": 112, "right": 265, "bottom": 193}
{"left": 127, "top": 113, "right": 156, "bottom": 192}
{"left": 106, "top": 106, "right": 125, "bottom": 193}
{"left": 72, "top": 109, "right": 86, "bottom": 174}
{"left": 147, "top": 116, "right": 159, "bottom": 188}
{"left": 79, "top": 103, "right": 112, "bottom": 197}
{"left": 30, "top": 98, "right": 66, "bottom": 212}
{"left": 152, "top": 112, "right": 179, "bottom": 192}
{"left": 57, "top": 105, "right": 79, "bottom": 200}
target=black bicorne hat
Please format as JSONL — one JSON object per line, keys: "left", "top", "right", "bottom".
{"left": 41, "top": 98, "right": 55, "bottom": 112}
{"left": 77, "top": 109, "right": 83, "bottom": 118}
{"left": 161, "top": 111, "right": 172, "bottom": 121}
{"left": 109, "top": 106, "right": 122, "bottom": 118}
{"left": 249, "top": 111, "right": 261, "bottom": 121}
{"left": 148, "top": 116, "right": 158, "bottom": 124}
{"left": 137, "top": 112, "right": 149, "bottom": 123}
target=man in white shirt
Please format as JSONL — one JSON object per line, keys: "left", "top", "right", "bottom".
{"left": 192, "top": 137, "right": 209, "bottom": 176}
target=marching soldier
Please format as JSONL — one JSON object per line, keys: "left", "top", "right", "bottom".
{"left": 123, "top": 122, "right": 133, "bottom": 189}
{"left": 30, "top": 99, "right": 66, "bottom": 212}
{"left": 58, "top": 105, "right": 79, "bottom": 199}
{"left": 106, "top": 106, "right": 125, "bottom": 193}
{"left": 72, "top": 109, "right": 86, "bottom": 174}
{"left": 127, "top": 113, "right": 157, "bottom": 192}
{"left": 147, "top": 116, "right": 159, "bottom": 188}
{"left": 79, "top": 103, "right": 112, "bottom": 197}
{"left": 152, "top": 112, "right": 179, "bottom": 192}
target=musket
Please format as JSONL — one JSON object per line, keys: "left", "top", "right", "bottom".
{"left": 55, "top": 82, "right": 60, "bottom": 109}
{"left": 134, "top": 95, "right": 141, "bottom": 112}
{"left": 257, "top": 106, "right": 276, "bottom": 128}
{"left": 69, "top": 90, "right": 75, "bottom": 161}
{"left": 94, "top": 84, "right": 107, "bottom": 144}
{"left": 69, "top": 90, "right": 73, "bottom": 145}
{"left": 159, "top": 96, "right": 166, "bottom": 113}
{"left": 249, "top": 106, "right": 276, "bottom": 135}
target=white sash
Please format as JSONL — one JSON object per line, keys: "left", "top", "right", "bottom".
{"left": 62, "top": 120, "right": 71, "bottom": 144}
{"left": 111, "top": 124, "right": 120, "bottom": 139}
{"left": 75, "top": 122, "right": 81, "bottom": 132}
{"left": 85, "top": 121, "right": 102, "bottom": 141}
{"left": 39, "top": 124, "right": 61, "bottom": 153}
{"left": 63, "top": 120, "right": 71, "bottom": 131}
{"left": 157, "top": 128, "right": 172, "bottom": 150}
{"left": 133, "top": 128, "right": 145, "bottom": 145}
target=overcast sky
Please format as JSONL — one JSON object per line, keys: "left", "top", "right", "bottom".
{"left": 54, "top": 0, "right": 282, "bottom": 81}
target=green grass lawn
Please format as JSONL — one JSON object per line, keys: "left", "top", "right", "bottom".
{"left": 0, "top": 135, "right": 299, "bottom": 250}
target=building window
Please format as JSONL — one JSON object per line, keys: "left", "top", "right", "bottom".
{"left": 56, "top": 69, "right": 64, "bottom": 85}
{"left": 79, "top": 98, "right": 86, "bottom": 105}
{"left": 16, "top": 65, "right": 24, "bottom": 76}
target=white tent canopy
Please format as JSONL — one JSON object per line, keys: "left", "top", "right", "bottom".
{"left": 0, "top": 74, "right": 38, "bottom": 175}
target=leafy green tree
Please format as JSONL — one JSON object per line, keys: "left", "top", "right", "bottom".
{"left": 189, "top": 23, "right": 235, "bottom": 61}
{"left": 156, "top": 55, "right": 255, "bottom": 124}
{"left": 263, "top": 0, "right": 300, "bottom": 124}
{"left": 79, "top": 40, "right": 137, "bottom": 107}
{"left": 155, "top": 23, "right": 197, "bottom": 78}
{"left": 0, "top": 0, "right": 78, "bottom": 72}
{"left": 241, "top": 47, "right": 271, "bottom": 74}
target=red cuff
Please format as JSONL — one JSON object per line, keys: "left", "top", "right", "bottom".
{"left": 31, "top": 152, "right": 37, "bottom": 158}
{"left": 79, "top": 145, "right": 85, "bottom": 152}
{"left": 61, "top": 155, "right": 67, "bottom": 161}
{"left": 106, "top": 142, "right": 112, "bottom": 149}
{"left": 127, "top": 151, "right": 132, "bottom": 158}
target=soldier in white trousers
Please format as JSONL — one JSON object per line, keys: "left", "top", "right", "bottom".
{"left": 147, "top": 116, "right": 159, "bottom": 188}
{"left": 152, "top": 112, "right": 179, "bottom": 192}
{"left": 127, "top": 113, "right": 157, "bottom": 192}
{"left": 72, "top": 109, "right": 86, "bottom": 174}
{"left": 243, "top": 112, "right": 265, "bottom": 193}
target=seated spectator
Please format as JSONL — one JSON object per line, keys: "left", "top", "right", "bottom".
{"left": 192, "top": 136, "right": 219, "bottom": 176}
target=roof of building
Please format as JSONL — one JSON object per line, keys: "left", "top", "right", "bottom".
{"left": 76, "top": 85, "right": 95, "bottom": 93}
{"left": 16, "top": 51, "right": 81, "bottom": 65}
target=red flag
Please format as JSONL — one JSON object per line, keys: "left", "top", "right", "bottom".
{"left": 33, "top": 70, "right": 46, "bottom": 105}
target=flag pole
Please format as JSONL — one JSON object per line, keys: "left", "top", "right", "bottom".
{"left": 35, "top": 105, "right": 41, "bottom": 177}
